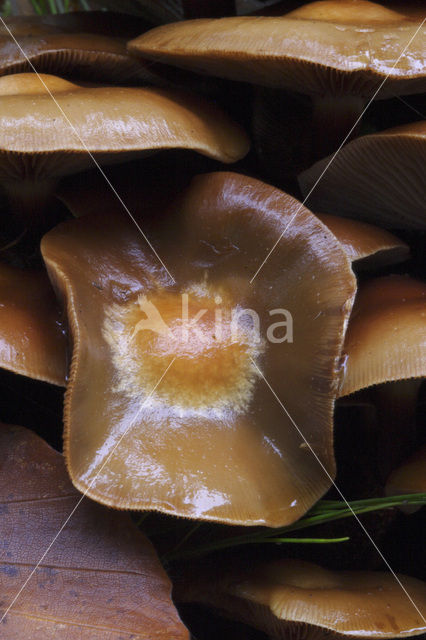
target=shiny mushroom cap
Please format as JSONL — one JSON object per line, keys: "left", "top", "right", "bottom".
{"left": 129, "top": 1, "right": 426, "bottom": 98}
{"left": 339, "top": 275, "right": 426, "bottom": 397}
{"left": 177, "top": 558, "right": 426, "bottom": 639}
{"left": 0, "top": 72, "right": 248, "bottom": 219}
{"left": 299, "top": 121, "right": 426, "bottom": 230}
{"left": 0, "top": 12, "right": 157, "bottom": 83}
{"left": 0, "top": 262, "right": 66, "bottom": 386}
{"left": 316, "top": 213, "right": 409, "bottom": 268}
{"left": 41, "top": 171, "right": 355, "bottom": 526}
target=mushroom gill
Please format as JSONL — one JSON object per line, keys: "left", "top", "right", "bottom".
{"left": 41, "top": 171, "right": 355, "bottom": 526}
{"left": 339, "top": 275, "right": 426, "bottom": 398}
{"left": 0, "top": 12, "right": 157, "bottom": 83}
{"left": 129, "top": 1, "right": 426, "bottom": 157}
{"left": 299, "top": 121, "right": 426, "bottom": 229}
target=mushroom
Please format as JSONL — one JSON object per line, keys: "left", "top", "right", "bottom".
{"left": 385, "top": 444, "right": 426, "bottom": 510}
{"left": 339, "top": 275, "right": 426, "bottom": 398}
{"left": 0, "top": 72, "right": 249, "bottom": 224}
{"left": 176, "top": 558, "right": 426, "bottom": 639}
{"left": 41, "top": 171, "right": 356, "bottom": 526}
{"left": 0, "top": 261, "right": 66, "bottom": 386}
{"left": 338, "top": 275, "right": 425, "bottom": 481}
{"left": 316, "top": 213, "right": 410, "bottom": 269}
{"left": 129, "top": 1, "right": 426, "bottom": 158}
{"left": 0, "top": 11, "right": 157, "bottom": 83}
{"left": 299, "top": 121, "right": 426, "bottom": 229}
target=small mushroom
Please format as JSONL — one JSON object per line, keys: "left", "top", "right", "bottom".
{"left": 299, "top": 121, "right": 426, "bottom": 229}
{"left": 176, "top": 558, "right": 426, "bottom": 639}
{"left": 385, "top": 444, "right": 426, "bottom": 511}
{"left": 0, "top": 72, "right": 248, "bottom": 223}
{"left": 339, "top": 275, "right": 426, "bottom": 398}
{"left": 41, "top": 171, "right": 355, "bottom": 526}
{"left": 0, "top": 261, "right": 66, "bottom": 386}
{"left": 0, "top": 12, "right": 157, "bottom": 83}
{"left": 129, "top": 1, "right": 426, "bottom": 157}
{"left": 316, "top": 213, "right": 410, "bottom": 269}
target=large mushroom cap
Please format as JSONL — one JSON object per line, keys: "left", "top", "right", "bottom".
{"left": 0, "top": 72, "right": 248, "bottom": 221}
{"left": 316, "top": 213, "right": 409, "bottom": 268}
{"left": 0, "top": 72, "right": 248, "bottom": 168}
{"left": 0, "top": 262, "right": 66, "bottom": 386}
{"left": 339, "top": 275, "right": 426, "bottom": 397}
{"left": 177, "top": 558, "right": 426, "bottom": 639}
{"left": 129, "top": 1, "right": 426, "bottom": 97}
{"left": 0, "top": 12, "right": 157, "bottom": 83}
{"left": 41, "top": 171, "right": 355, "bottom": 526}
{"left": 299, "top": 121, "right": 426, "bottom": 229}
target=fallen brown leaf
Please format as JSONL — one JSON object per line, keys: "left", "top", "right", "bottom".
{"left": 0, "top": 423, "right": 189, "bottom": 640}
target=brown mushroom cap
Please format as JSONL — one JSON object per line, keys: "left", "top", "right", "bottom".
{"left": 0, "top": 12, "right": 158, "bottom": 83}
{"left": 0, "top": 262, "right": 66, "bottom": 386}
{"left": 385, "top": 444, "right": 426, "bottom": 498}
{"left": 339, "top": 275, "right": 426, "bottom": 397}
{"left": 316, "top": 213, "right": 409, "bottom": 268}
{"left": 41, "top": 171, "right": 355, "bottom": 526}
{"left": 0, "top": 72, "right": 248, "bottom": 168}
{"left": 177, "top": 558, "right": 426, "bottom": 639}
{"left": 299, "top": 121, "right": 426, "bottom": 229}
{"left": 0, "top": 72, "right": 248, "bottom": 220}
{"left": 129, "top": 1, "right": 426, "bottom": 98}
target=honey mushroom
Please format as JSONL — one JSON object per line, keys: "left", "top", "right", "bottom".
{"left": 175, "top": 558, "right": 426, "bottom": 639}
{"left": 0, "top": 72, "right": 248, "bottom": 226}
{"left": 41, "top": 171, "right": 356, "bottom": 526}
{"left": 339, "top": 275, "right": 426, "bottom": 398}
{"left": 299, "top": 121, "right": 426, "bottom": 229}
{"left": 385, "top": 444, "right": 426, "bottom": 509}
{"left": 0, "top": 261, "right": 66, "bottom": 386}
{"left": 316, "top": 213, "right": 409, "bottom": 269}
{"left": 338, "top": 276, "right": 425, "bottom": 481}
{"left": 129, "top": 0, "right": 426, "bottom": 160}
{"left": 0, "top": 11, "right": 157, "bottom": 83}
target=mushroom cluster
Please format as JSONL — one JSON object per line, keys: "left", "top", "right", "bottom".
{"left": 0, "top": 1, "right": 425, "bottom": 639}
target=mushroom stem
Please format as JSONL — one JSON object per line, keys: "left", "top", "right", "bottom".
{"left": 373, "top": 379, "right": 422, "bottom": 483}
{"left": 311, "top": 94, "right": 366, "bottom": 159}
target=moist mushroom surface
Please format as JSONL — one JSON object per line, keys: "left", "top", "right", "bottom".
{"left": 129, "top": 1, "right": 426, "bottom": 96}
{"left": 0, "top": 12, "right": 155, "bottom": 83}
{"left": 41, "top": 171, "right": 356, "bottom": 526}
{"left": 339, "top": 275, "right": 426, "bottom": 397}
{"left": 176, "top": 558, "right": 426, "bottom": 639}
{"left": 0, "top": 261, "right": 67, "bottom": 385}
{"left": 316, "top": 213, "right": 409, "bottom": 268}
{"left": 0, "top": 72, "right": 248, "bottom": 221}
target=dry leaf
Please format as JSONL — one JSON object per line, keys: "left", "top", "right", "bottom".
{"left": 0, "top": 423, "right": 189, "bottom": 640}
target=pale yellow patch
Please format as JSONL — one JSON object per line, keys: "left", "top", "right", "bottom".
{"left": 102, "top": 283, "right": 264, "bottom": 417}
